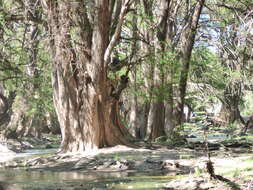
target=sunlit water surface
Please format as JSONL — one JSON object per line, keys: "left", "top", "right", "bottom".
{"left": 0, "top": 148, "right": 173, "bottom": 190}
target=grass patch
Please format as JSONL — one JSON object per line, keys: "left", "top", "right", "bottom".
{"left": 110, "top": 175, "right": 176, "bottom": 190}
{"left": 216, "top": 157, "right": 253, "bottom": 178}
{"left": 179, "top": 154, "right": 194, "bottom": 159}
{"left": 244, "top": 157, "right": 253, "bottom": 163}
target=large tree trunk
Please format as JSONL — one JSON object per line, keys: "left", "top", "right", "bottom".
{"left": 52, "top": 68, "right": 132, "bottom": 152}
{"left": 148, "top": 100, "right": 166, "bottom": 141}
{"left": 218, "top": 23, "right": 245, "bottom": 125}
{"left": 219, "top": 82, "right": 242, "bottom": 123}
{"left": 45, "top": 0, "right": 133, "bottom": 153}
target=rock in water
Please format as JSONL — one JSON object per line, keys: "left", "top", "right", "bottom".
{"left": 0, "top": 182, "right": 21, "bottom": 190}
{"left": 0, "top": 144, "right": 14, "bottom": 153}
{"left": 0, "top": 144, "right": 16, "bottom": 163}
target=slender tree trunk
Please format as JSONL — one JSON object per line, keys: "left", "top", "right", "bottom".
{"left": 23, "top": 0, "right": 42, "bottom": 137}
{"left": 165, "top": 100, "right": 174, "bottom": 135}
{"left": 129, "top": 68, "right": 140, "bottom": 138}
{"left": 128, "top": 6, "right": 141, "bottom": 138}
{"left": 178, "top": 0, "right": 205, "bottom": 125}
{"left": 0, "top": 88, "right": 15, "bottom": 130}
{"left": 143, "top": 64, "right": 153, "bottom": 138}
{"left": 147, "top": 65, "right": 167, "bottom": 141}
{"left": 164, "top": 52, "right": 175, "bottom": 135}
{"left": 148, "top": 0, "right": 171, "bottom": 141}
{"left": 139, "top": 0, "right": 154, "bottom": 139}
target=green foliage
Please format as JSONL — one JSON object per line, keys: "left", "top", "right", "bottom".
{"left": 0, "top": 2, "right": 54, "bottom": 129}
{"left": 241, "top": 92, "right": 253, "bottom": 115}
{"left": 194, "top": 167, "right": 204, "bottom": 176}
{"left": 0, "top": 0, "right": 253, "bottom": 142}
{"left": 155, "top": 136, "right": 168, "bottom": 143}
{"left": 232, "top": 168, "right": 240, "bottom": 178}
{"left": 191, "top": 47, "right": 227, "bottom": 89}
{"left": 244, "top": 157, "right": 253, "bottom": 163}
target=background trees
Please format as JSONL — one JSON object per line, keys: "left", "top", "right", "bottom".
{"left": 0, "top": 0, "right": 57, "bottom": 140}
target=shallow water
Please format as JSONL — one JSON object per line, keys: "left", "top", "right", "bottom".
{"left": 186, "top": 133, "right": 229, "bottom": 143}
{"left": 0, "top": 149, "right": 173, "bottom": 189}
{"left": 0, "top": 169, "right": 173, "bottom": 189}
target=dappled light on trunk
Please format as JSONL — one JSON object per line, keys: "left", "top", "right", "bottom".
{"left": 44, "top": 0, "right": 134, "bottom": 153}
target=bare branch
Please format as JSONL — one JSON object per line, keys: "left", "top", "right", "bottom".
{"left": 104, "top": 0, "right": 135, "bottom": 66}
{"left": 0, "top": 76, "right": 22, "bottom": 81}
{"left": 5, "top": 14, "right": 44, "bottom": 24}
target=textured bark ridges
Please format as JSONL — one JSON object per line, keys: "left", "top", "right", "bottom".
{"left": 44, "top": 0, "right": 133, "bottom": 153}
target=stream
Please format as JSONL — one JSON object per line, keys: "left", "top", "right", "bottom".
{"left": 0, "top": 132, "right": 249, "bottom": 189}
{"left": 0, "top": 148, "right": 173, "bottom": 190}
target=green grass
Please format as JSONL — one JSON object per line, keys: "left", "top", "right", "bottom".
{"left": 110, "top": 175, "right": 176, "bottom": 190}
{"left": 216, "top": 157, "right": 253, "bottom": 178}
{"left": 179, "top": 154, "right": 195, "bottom": 159}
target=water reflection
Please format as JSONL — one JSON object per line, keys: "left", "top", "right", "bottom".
{"left": 0, "top": 169, "right": 172, "bottom": 190}
{"left": 0, "top": 169, "right": 131, "bottom": 189}
{"left": 0, "top": 169, "right": 128, "bottom": 181}
{"left": 0, "top": 148, "right": 172, "bottom": 189}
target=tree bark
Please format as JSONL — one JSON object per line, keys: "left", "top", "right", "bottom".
{"left": 178, "top": 0, "right": 205, "bottom": 125}
{"left": 217, "top": 21, "right": 247, "bottom": 125}
{"left": 129, "top": 68, "right": 139, "bottom": 138}
{"left": 0, "top": 89, "right": 15, "bottom": 129}
{"left": 219, "top": 82, "right": 242, "bottom": 123}
{"left": 128, "top": 5, "right": 143, "bottom": 139}
{"left": 140, "top": 0, "right": 154, "bottom": 138}
{"left": 147, "top": 0, "right": 172, "bottom": 141}
{"left": 44, "top": 0, "right": 134, "bottom": 153}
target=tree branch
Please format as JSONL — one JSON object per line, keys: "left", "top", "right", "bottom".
{"left": 0, "top": 76, "right": 22, "bottom": 81}
{"left": 5, "top": 14, "right": 44, "bottom": 24}
{"left": 104, "top": 0, "right": 135, "bottom": 66}
{"left": 111, "top": 75, "right": 129, "bottom": 99}
{"left": 215, "top": 3, "right": 251, "bottom": 15}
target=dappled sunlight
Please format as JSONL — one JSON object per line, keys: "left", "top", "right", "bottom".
{"left": 0, "top": 0, "right": 253, "bottom": 189}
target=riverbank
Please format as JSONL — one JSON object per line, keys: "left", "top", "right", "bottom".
{"left": 1, "top": 132, "right": 253, "bottom": 189}
{"left": 1, "top": 142, "right": 253, "bottom": 189}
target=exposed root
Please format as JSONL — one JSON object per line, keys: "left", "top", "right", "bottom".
{"left": 206, "top": 161, "right": 241, "bottom": 190}
{"left": 204, "top": 124, "right": 241, "bottom": 190}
